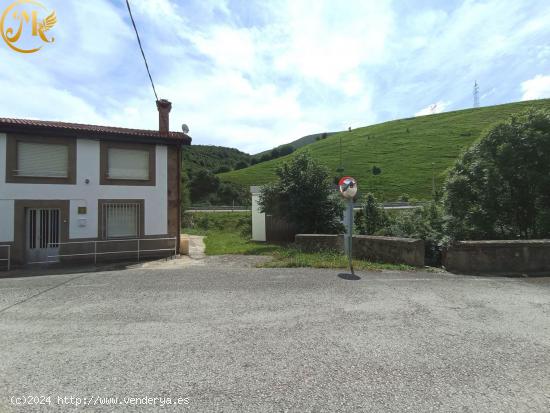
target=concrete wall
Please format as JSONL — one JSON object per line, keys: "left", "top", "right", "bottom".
{"left": 250, "top": 187, "right": 266, "bottom": 242}
{"left": 295, "top": 234, "right": 425, "bottom": 267}
{"left": 0, "top": 134, "right": 168, "bottom": 242}
{"left": 443, "top": 240, "right": 550, "bottom": 275}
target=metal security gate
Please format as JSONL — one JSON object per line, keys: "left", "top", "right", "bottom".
{"left": 26, "top": 208, "right": 60, "bottom": 263}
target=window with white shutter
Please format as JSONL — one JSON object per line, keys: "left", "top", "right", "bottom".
{"left": 107, "top": 148, "right": 150, "bottom": 180}
{"left": 16, "top": 142, "right": 69, "bottom": 178}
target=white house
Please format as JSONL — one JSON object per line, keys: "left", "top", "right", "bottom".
{"left": 0, "top": 99, "right": 191, "bottom": 267}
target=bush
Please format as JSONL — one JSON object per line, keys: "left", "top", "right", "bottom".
{"left": 355, "top": 193, "right": 388, "bottom": 235}
{"left": 259, "top": 152, "right": 344, "bottom": 234}
{"left": 237, "top": 215, "right": 252, "bottom": 239}
{"left": 382, "top": 202, "right": 446, "bottom": 266}
{"left": 444, "top": 109, "right": 550, "bottom": 239}
{"left": 354, "top": 194, "right": 446, "bottom": 266}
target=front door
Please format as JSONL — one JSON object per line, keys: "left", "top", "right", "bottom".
{"left": 26, "top": 208, "right": 60, "bottom": 263}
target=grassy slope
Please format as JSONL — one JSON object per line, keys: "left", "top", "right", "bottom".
{"left": 219, "top": 99, "right": 550, "bottom": 200}
{"left": 254, "top": 132, "right": 336, "bottom": 156}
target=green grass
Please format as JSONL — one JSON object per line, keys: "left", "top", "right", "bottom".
{"left": 259, "top": 248, "right": 414, "bottom": 271}
{"left": 218, "top": 99, "right": 550, "bottom": 200}
{"left": 203, "top": 231, "right": 283, "bottom": 255}
{"left": 183, "top": 216, "right": 414, "bottom": 271}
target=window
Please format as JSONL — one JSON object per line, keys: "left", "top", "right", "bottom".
{"left": 100, "top": 142, "right": 156, "bottom": 186}
{"left": 5, "top": 135, "right": 76, "bottom": 184}
{"left": 17, "top": 142, "right": 69, "bottom": 178}
{"left": 102, "top": 202, "right": 141, "bottom": 239}
{"left": 107, "top": 148, "right": 149, "bottom": 180}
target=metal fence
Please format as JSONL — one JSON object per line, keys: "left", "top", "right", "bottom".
{"left": 42, "top": 237, "right": 177, "bottom": 265}
{"left": 187, "top": 205, "right": 251, "bottom": 212}
{"left": 0, "top": 245, "right": 10, "bottom": 271}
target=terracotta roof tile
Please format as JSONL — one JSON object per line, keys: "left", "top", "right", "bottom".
{"left": 0, "top": 117, "right": 191, "bottom": 143}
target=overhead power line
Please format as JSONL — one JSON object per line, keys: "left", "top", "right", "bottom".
{"left": 125, "top": 0, "right": 159, "bottom": 101}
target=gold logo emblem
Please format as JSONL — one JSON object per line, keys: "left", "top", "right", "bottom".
{"left": 1, "top": 0, "right": 56, "bottom": 54}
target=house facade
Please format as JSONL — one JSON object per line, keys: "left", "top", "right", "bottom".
{"left": 0, "top": 100, "right": 190, "bottom": 267}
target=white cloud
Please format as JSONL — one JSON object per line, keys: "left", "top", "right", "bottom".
{"left": 0, "top": 0, "right": 549, "bottom": 153}
{"left": 415, "top": 101, "right": 450, "bottom": 117}
{"left": 521, "top": 75, "right": 550, "bottom": 101}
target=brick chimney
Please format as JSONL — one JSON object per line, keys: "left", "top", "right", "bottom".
{"left": 156, "top": 99, "right": 172, "bottom": 137}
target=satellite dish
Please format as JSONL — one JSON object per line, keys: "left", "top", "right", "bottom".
{"left": 181, "top": 124, "right": 190, "bottom": 134}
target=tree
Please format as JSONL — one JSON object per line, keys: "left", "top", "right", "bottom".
{"left": 444, "top": 109, "right": 550, "bottom": 239}
{"left": 260, "top": 153, "right": 271, "bottom": 163}
{"left": 190, "top": 169, "right": 220, "bottom": 202}
{"left": 180, "top": 168, "right": 191, "bottom": 213}
{"left": 278, "top": 144, "right": 294, "bottom": 156}
{"left": 271, "top": 147, "right": 280, "bottom": 159}
{"left": 354, "top": 193, "right": 388, "bottom": 235}
{"left": 234, "top": 160, "right": 249, "bottom": 170}
{"left": 259, "top": 152, "right": 344, "bottom": 233}
{"left": 212, "top": 182, "right": 250, "bottom": 205}
{"left": 214, "top": 165, "right": 231, "bottom": 174}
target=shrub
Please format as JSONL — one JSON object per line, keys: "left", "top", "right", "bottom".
{"left": 259, "top": 152, "right": 344, "bottom": 234}
{"left": 444, "top": 109, "right": 550, "bottom": 239}
{"left": 355, "top": 193, "right": 388, "bottom": 235}
{"left": 381, "top": 202, "right": 446, "bottom": 266}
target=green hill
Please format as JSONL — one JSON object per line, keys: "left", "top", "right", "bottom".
{"left": 254, "top": 131, "right": 336, "bottom": 157}
{"left": 218, "top": 99, "right": 550, "bottom": 201}
{"left": 182, "top": 145, "right": 250, "bottom": 175}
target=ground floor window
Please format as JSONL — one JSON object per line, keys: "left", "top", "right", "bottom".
{"left": 102, "top": 202, "right": 141, "bottom": 239}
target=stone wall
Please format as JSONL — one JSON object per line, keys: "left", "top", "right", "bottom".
{"left": 352, "top": 235, "right": 425, "bottom": 267}
{"left": 295, "top": 234, "right": 425, "bottom": 267}
{"left": 443, "top": 240, "right": 550, "bottom": 275}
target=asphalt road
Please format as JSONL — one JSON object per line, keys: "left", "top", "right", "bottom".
{"left": 0, "top": 262, "right": 549, "bottom": 412}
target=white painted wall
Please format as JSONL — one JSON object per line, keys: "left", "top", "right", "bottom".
{"left": 0, "top": 133, "right": 168, "bottom": 242}
{"left": 251, "top": 189, "right": 266, "bottom": 242}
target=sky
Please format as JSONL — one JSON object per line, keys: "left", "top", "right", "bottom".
{"left": 0, "top": 0, "right": 549, "bottom": 154}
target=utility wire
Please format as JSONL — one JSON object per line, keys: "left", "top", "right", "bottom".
{"left": 125, "top": 0, "right": 159, "bottom": 101}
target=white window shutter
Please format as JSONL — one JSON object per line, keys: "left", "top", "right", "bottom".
{"left": 17, "top": 142, "right": 69, "bottom": 177}
{"left": 108, "top": 148, "right": 149, "bottom": 180}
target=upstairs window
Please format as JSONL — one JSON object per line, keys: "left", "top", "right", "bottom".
{"left": 100, "top": 142, "right": 155, "bottom": 186}
{"left": 107, "top": 148, "right": 149, "bottom": 180}
{"left": 5, "top": 135, "right": 76, "bottom": 185}
{"left": 16, "top": 142, "right": 69, "bottom": 178}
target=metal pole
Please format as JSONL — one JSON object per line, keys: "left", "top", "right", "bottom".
{"left": 347, "top": 200, "right": 354, "bottom": 275}
{"left": 94, "top": 242, "right": 97, "bottom": 265}
{"left": 7, "top": 246, "right": 10, "bottom": 271}
{"left": 137, "top": 239, "right": 140, "bottom": 262}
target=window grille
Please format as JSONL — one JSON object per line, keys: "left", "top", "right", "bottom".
{"left": 103, "top": 203, "right": 140, "bottom": 239}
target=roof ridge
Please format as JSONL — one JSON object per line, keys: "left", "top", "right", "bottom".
{"left": 0, "top": 117, "right": 191, "bottom": 142}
